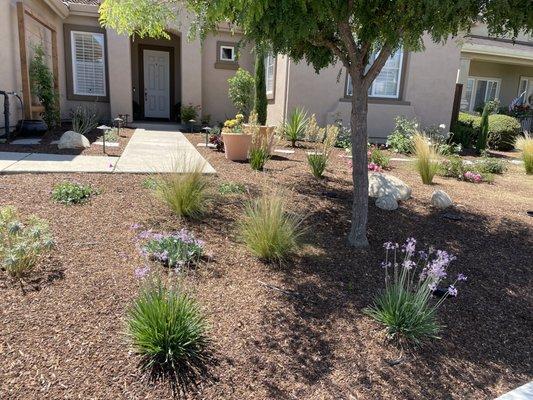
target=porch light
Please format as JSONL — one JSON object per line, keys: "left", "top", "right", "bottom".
{"left": 189, "top": 119, "right": 196, "bottom": 133}
{"left": 97, "top": 125, "right": 112, "bottom": 154}
{"left": 114, "top": 117, "right": 124, "bottom": 137}
{"left": 202, "top": 126, "right": 212, "bottom": 147}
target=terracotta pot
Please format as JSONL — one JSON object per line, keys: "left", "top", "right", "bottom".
{"left": 222, "top": 133, "right": 252, "bottom": 161}
{"left": 243, "top": 124, "right": 277, "bottom": 154}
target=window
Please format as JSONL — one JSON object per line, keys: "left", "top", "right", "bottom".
{"left": 461, "top": 77, "right": 500, "bottom": 111}
{"left": 71, "top": 31, "right": 106, "bottom": 97}
{"left": 220, "top": 45, "right": 235, "bottom": 62}
{"left": 518, "top": 77, "right": 533, "bottom": 106}
{"left": 346, "top": 50, "right": 404, "bottom": 99}
{"left": 265, "top": 53, "right": 275, "bottom": 96}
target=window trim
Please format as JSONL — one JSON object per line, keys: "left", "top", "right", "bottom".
{"left": 64, "top": 24, "right": 109, "bottom": 102}
{"left": 219, "top": 45, "right": 235, "bottom": 62}
{"left": 344, "top": 50, "right": 407, "bottom": 101}
{"left": 464, "top": 76, "right": 501, "bottom": 112}
{"left": 265, "top": 53, "right": 276, "bottom": 100}
{"left": 215, "top": 41, "right": 239, "bottom": 70}
{"left": 518, "top": 76, "right": 533, "bottom": 105}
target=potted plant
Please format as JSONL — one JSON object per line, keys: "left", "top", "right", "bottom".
{"left": 222, "top": 114, "right": 252, "bottom": 161}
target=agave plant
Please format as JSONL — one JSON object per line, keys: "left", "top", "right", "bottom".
{"left": 283, "top": 107, "right": 308, "bottom": 147}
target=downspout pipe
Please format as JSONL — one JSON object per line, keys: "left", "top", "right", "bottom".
{"left": 0, "top": 91, "right": 10, "bottom": 142}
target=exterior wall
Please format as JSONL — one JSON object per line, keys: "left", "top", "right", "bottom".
{"left": 270, "top": 35, "right": 460, "bottom": 141}
{"left": 467, "top": 60, "right": 533, "bottom": 106}
{"left": 266, "top": 55, "right": 289, "bottom": 127}
{"left": 201, "top": 31, "right": 254, "bottom": 125}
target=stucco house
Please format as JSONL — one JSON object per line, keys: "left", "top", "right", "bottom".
{"left": 1, "top": 0, "right": 532, "bottom": 142}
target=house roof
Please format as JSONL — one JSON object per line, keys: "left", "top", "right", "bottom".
{"left": 462, "top": 35, "right": 533, "bottom": 63}
{"left": 65, "top": 0, "right": 101, "bottom": 5}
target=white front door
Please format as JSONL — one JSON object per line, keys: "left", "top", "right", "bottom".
{"left": 143, "top": 49, "right": 170, "bottom": 119}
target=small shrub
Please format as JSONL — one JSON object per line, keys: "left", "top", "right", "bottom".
{"left": 487, "top": 114, "right": 521, "bottom": 151}
{"left": 413, "top": 133, "right": 439, "bottom": 184}
{"left": 154, "top": 162, "right": 209, "bottom": 219}
{"left": 127, "top": 278, "right": 209, "bottom": 383}
{"left": 101, "top": 128, "right": 119, "bottom": 142}
{"left": 142, "top": 177, "right": 158, "bottom": 190}
{"left": 71, "top": 105, "right": 99, "bottom": 136}
{"left": 0, "top": 206, "right": 54, "bottom": 279}
{"left": 29, "top": 45, "right": 59, "bottom": 128}
{"left": 249, "top": 147, "right": 270, "bottom": 171}
{"left": 335, "top": 124, "right": 352, "bottom": 149}
{"left": 181, "top": 104, "right": 200, "bottom": 122}
{"left": 364, "top": 238, "right": 466, "bottom": 345}
{"left": 52, "top": 181, "right": 97, "bottom": 204}
{"left": 306, "top": 125, "right": 339, "bottom": 179}
{"left": 239, "top": 192, "right": 304, "bottom": 262}
{"left": 228, "top": 68, "right": 255, "bottom": 116}
{"left": 515, "top": 133, "right": 533, "bottom": 174}
{"left": 474, "top": 158, "right": 506, "bottom": 174}
{"left": 386, "top": 116, "right": 417, "bottom": 154}
{"left": 283, "top": 107, "right": 308, "bottom": 147}
{"left": 438, "top": 156, "right": 464, "bottom": 178}
{"left": 219, "top": 182, "right": 246, "bottom": 195}
{"left": 140, "top": 229, "right": 204, "bottom": 270}
{"left": 438, "top": 157, "right": 493, "bottom": 183}
{"left": 452, "top": 113, "right": 478, "bottom": 148}
{"left": 304, "top": 114, "right": 325, "bottom": 143}
{"left": 368, "top": 146, "right": 390, "bottom": 169}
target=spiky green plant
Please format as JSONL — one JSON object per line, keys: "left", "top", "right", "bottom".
{"left": 127, "top": 278, "right": 209, "bottom": 387}
{"left": 239, "top": 192, "right": 304, "bottom": 262}
{"left": 283, "top": 107, "right": 308, "bottom": 147}
{"left": 515, "top": 133, "right": 533, "bottom": 174}
{"left": 413, "top": 133, "right": 439, "bottom": 184}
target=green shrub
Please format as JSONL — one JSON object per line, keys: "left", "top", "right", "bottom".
{"left": 413, "top": 133, "right": 439, "bottom": 184}
{"left": 452, "top": 113, "right": 478, "bottom": 148}
{"left": 368, "top": 146, "right": 390, "bottom": 169}
{"left": 254, "top": 47, "right": 267, "bottom": 124}
{"left": 71, "top": 105, "right": 99, "bottom": 136}
{"left": 101, "top": 128, "right": 119, "bottom": 142}
{"left": 29, "top": 45, "right": 59, "bottom": 129}
{"left": 180, "top": 104, "right": 200, "bottom": 122}
{"left": 52, "top": 182, "right": 97, "bottom": 205}
{"left": 0, "top": 206, "right": 54, "bottom": 279}
{"left": 239, "top": 192, "right": 304, "bottom": 262}
{"left": 219, "top": 182, "right": 246, "bottom": 195}
{"left": 307, "top": 153, "right": 328, "bottom": 178}
{"left": 154, "top": 165, "right": 209, "bottom": 219}
{"left": 386, "top": 116, "right": 417, "bottom": 154}
{"left": 228, "top": 68, "right": 255, "bottom": 116}
{"left": 127, "top": 278, "right": 209, "bottom": 380}
{"left": 249, "top": 147, "right": 270, "bottom": 171}
{"left": 438, "top": 156, "right": 464, "bottom": 178}
{"left": 474, "top": 158, "right": 506, "bottom": 174}
{"left": 283, "top": 107, "right": 308, "bottom": 147}
{"left": 487, "top": 114, "right": 521, "bottom": 151}
{"left": 306, "top": 125, "right": 339, "bottom": 179}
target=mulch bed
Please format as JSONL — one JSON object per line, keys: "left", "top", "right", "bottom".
{"left": 0, "top": 125, "right": 135, "bottom": 157}
{"left": 0, "top": 133, "right": 531, "bottom": 399}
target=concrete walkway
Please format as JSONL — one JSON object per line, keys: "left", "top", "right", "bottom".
{"left": 0, "top": 127, "right": 214, "bottom": 174}
{"left": 496, "top": 381, "right": 533, "bottom": 400}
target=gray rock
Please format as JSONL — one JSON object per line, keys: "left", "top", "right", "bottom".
{"left": 369, "top": 172, "right": 411, "bottom": 201}
{"left": 431, "top": 190, "right": 453, "bottom": 209}
{"left": 57, "top": 131, "right": 90, "bottom": 149}
{"left": 375, "top": 194, "right": 398, "bottom": 211}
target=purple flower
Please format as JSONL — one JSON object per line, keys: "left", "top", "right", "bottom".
{"left": 130, "top": 223, "right": 142, "bottom": 231}
{"left": 403, "top": 237, "right": 417, "bottom": 255}
{"left": 447, "top": 285, "right": 458, "bottom": 297}
{"left": 134, "top": 266, "right": 150, "bottom": 278}
{"left": 428, "top": 282, "right": 437, "bottom": 291}
{"left": 402, "top": 260, "right": 415, "bottom": 270}
{"left": 380, "top": 261, "right": 392, "bottom": 269}
{"left": 418, "top": 250, "right": 428, "bottom": 260}
{"left": 457, "top": 273, "right": 467, "bottom": 282}
{"left": 383, "top": 241, "right": 399, "bottom": 250}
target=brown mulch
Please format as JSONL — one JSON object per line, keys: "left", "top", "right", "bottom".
{"left": 0, "top": 133, "right": 532, "bottom": 399}
{"left": 0, "top": 125, "right": 135, "bottom": 157}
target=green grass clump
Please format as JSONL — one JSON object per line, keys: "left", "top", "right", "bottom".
{"left": 52, "top": 181, "right": 97, "bottom": 204}
{"left": 413, "top": 133, "right": 439, "bottom": 184}
{"left": 154, "top": 164, "right": 209, "bottom": 219}
{"left": 0, "top": 206, "right": 54, "bottom": 279}
{"left": 516, "top": 133, "right": 533, "bottom": 174}
{"left": 239, "top": 192, "right": 304, "bottom": 262}
{"left": 127, "top": 278, "right": 209, "bottom": 387}
{"left": 249, "top": 147, "right": 270, "bottom": 171}
{"left": 474, "top": 157, "right": 506, "bottom": 175}
{"left": 307, "top": 153, "right": 328, "bottom": 179}
{"left": 219, "top": 182, "right": 246, "bottom": 195}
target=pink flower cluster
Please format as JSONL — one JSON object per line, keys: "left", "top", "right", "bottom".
{"left": 463, "top": 171, "right": 482, "bottom": 183}
{"left": 368, "top": 162, "right": 382, "bottom": 172}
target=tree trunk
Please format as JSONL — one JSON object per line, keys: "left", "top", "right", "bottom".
{"left": 347, "top": 71, "right": 370, "bottom": 248}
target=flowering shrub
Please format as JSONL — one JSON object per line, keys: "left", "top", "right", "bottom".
{"left": 367, "top": 162, "right": 382, "bottom": 172}
{"left": 0, "top": 206, "right": 54, "bottom": 279}
{"left": 139, "top": 229, "right": 204, "bottom": 271}
{"left": 365, "top": 238, "right": 467, "bottom": 344}
{"left": 463, "top": 171, "right": 483, "bottom": 183}
{"left": 52, "top": 181, "right": 97, "bottom": 205}
{"left": 368, "top": 146, "right": 390, "bottom": 169}
{"left": 386, "top": 116, "right": 418, "bottom": 154}
{"left": 209, "top": 133, "right": 224, "bottom": 151}
{"left": 222, "top": 114, "right": 245, "bottom": 133}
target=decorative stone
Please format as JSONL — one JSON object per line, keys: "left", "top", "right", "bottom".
{"left": 274, "top": 149, "right": 295, "bottom": 154}
{"left": 57, "top": 131, "right": 90, "bottom": 149}
{"left": 375, "top": 194, "right": 398, "bottom": 211}
{"left": 368, "top": 172, "right": 412, "bottom": 201}
{"left": 431, "top": 190, "right": 453, "bottom": 209}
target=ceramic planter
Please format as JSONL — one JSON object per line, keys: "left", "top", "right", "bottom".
{"left": 222, "top": 133, "right": 252, "bottom": 161}
{"left": 242, "top": 124, "right": 276, "bottom": 154}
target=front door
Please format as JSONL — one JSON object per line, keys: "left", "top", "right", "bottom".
{"left": 143, "top": 49, "right": 170, "bottom": 119}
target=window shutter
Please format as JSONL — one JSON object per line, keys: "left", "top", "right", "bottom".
{"left": 71, "top": 31, "right": 106, "bottom": 96}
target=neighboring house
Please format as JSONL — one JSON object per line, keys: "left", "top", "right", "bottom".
{"left": 457, "top": 23, "right": 533, "bottom": 113}
{"left": 0, "top": 0, "right": 531, "bottom": 142}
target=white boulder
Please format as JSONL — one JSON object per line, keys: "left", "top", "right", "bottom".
{"left": 431, "top": 190, "right": 453, "bottom": 209}
{"left": 375, "top": 194, "right": 399, "bottom": 211}
{"left": 57, "top": 131, "right": 90, "bottom": 149}
{"left": 369, "top": 173, "right": 412, "bottom": 201}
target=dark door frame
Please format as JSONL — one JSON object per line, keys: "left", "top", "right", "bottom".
{"left": 138, "top": 44, "right": 175, "bottom": 121}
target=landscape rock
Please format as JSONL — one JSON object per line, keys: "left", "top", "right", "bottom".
{"left": 57, "top": 131, "right": 90, "bottom": 149}
{"left": 369, "top": 172, "right": 411, "bottom": 201}
{"left": 431, "top": 190, "right": 453, "bottom": 209}
{"left": 375, "top": 194, "right": 398, "bottom": 211}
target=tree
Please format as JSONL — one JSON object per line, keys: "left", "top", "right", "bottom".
{"left": 29, "top": 45, "right": 59, "bottom": 129}
{"left": 101, "top": 0, "right": 531, "bottom": 247}
{"left": 254, "top": 45, "right": 267, "bottom": 125}
{"left": 228, "top": 68, "right": 255, "bottom": 117}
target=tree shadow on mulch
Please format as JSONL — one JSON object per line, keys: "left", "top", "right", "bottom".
{"left": 255, "top": 181, "right": 532, "bottom": 398}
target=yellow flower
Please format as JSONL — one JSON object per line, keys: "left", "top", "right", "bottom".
{"left": 235, "top": 114, "right": 244, "bottom": 122}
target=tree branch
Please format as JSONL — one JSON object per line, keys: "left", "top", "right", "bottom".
{"left": 362, "top": 45, "right": 393, "bottom": 90}
{"left": 310, "top": 36, "right": 350, "bottom": 67}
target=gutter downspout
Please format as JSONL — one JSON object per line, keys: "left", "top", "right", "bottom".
{"left": 282, "top": 57, "right": 291, "bottom": 124}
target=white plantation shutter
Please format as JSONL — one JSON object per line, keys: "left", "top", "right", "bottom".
{"left": 71, "top": 31, "right": 106, "bottom": 96}
{"left": 265, "top": 54, "right": 275, "bottom": 94}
